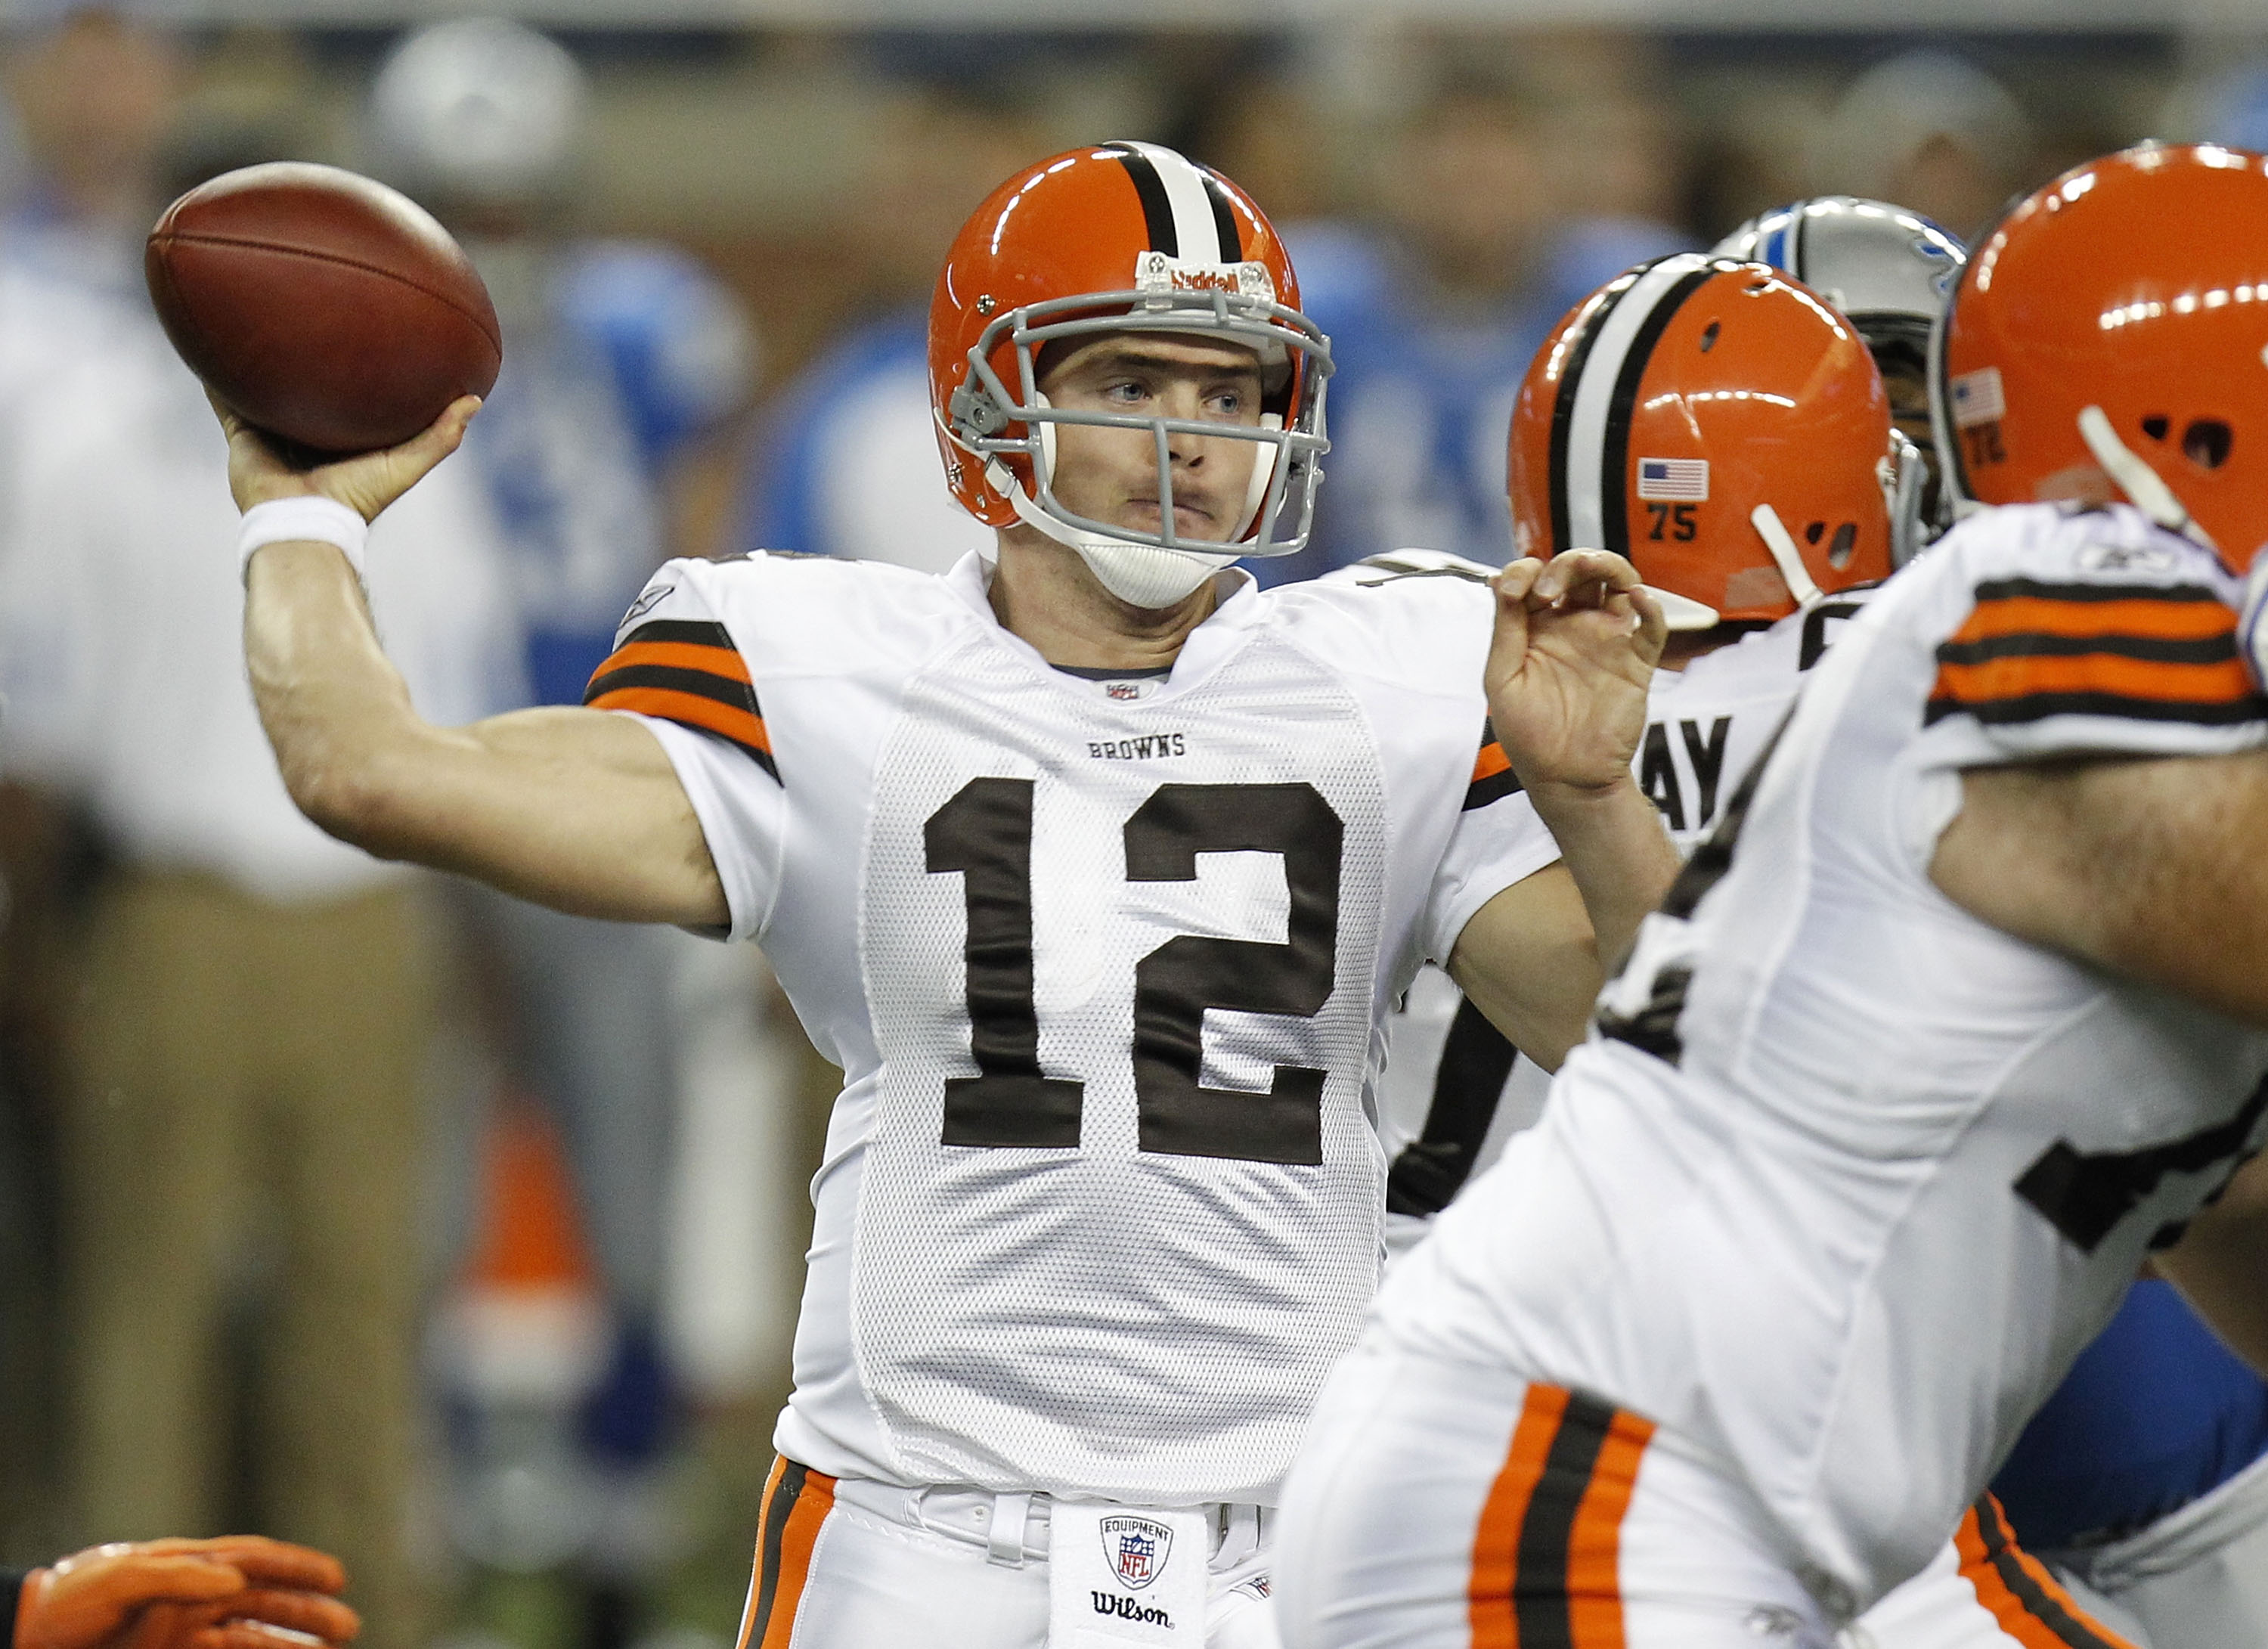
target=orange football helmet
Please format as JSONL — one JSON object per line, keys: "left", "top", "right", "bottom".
{"left": 1935, "top": 143, "right": 2268, "bottom": 575}
{"left": 928, "top": 141, "right": 1329, "bottom": 603}
{"left": 1509, "top": 253, "right": 1910, "bottom": 629}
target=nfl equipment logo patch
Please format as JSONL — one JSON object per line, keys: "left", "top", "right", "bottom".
{"left": 1637, "top": 457, "right": 1709, "bottom": 501}
{"left": 1100, "top": 1514, "right": 1173, "bottom": 1590}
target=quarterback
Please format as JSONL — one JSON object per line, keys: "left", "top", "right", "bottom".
{"left": 1275, "top": 145, "right": 2268, "bottom": 1649}
{"left": 212, "top": 143, "right": 1677, "bottom": 1648}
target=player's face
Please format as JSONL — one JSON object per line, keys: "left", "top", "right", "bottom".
{"left": 1038, "top": 334, "right": 1266, "bottom": 544}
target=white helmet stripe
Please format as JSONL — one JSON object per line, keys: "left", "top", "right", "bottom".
{"left": 1563, "top": 253, "right": 1717, "bottom": 553}
{"left": 1123, "top": 141, "right": 1232, "bottom": 265}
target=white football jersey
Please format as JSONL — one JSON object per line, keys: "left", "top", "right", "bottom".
{"left": 1372, "top": 503, "right": 2268, "bottom": 1609}
{"left": 589, "top": 550, "right": 1560, "bottom": 1504}
{"left": 1346, "top": 550, "right": 1874, "bottom": 1245}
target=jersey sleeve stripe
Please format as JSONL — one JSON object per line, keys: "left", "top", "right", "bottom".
{"left": 1931, "top": 650, "right": 2257, "bottom": 708}
{"left": 585, "top": 683, "right": 779, "bottom": 777}
{"left": 1953, "top": 593, "right": 2235, "bottom": 646}
{"left": 1938, "top": 631, "right": 2239, "bottom": 667}
{"left": 1969, "top": 577, "right": 2226, "bottom": 610}
{"left": 594, "top": 637, "right": 756, "bottom": 682}
{"left": 1465, "top": 730, "right": 1524, "bottom": 811}
{"left": 584, "top": 619, "right": 779, "bottom": 779}
{"left": 1929, "top": 585, "right": 2265, "bottom": 726}
{"left": 614, "top": 615, "right": 751, "bottom": 652}
{"left": 587, "top": 661, "right": 761, "bottom": 714}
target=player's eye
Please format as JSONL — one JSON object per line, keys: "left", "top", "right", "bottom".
{"left": 1101, "top": 378, "right": 1148, "bottom": 405}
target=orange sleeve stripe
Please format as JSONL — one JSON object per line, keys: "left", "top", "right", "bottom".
{"left": 588, "top": 684, "right": 773, "bottom": 755}
{"left": 594, "top": 638, "right": 754, "bottom": 683}
{"left": 1950, "top": 595, "right": 2235, "bottom": 646}
{"left": 1932, "top": 651, "right": 2254, "bottom": 708}
{"left": 1564, "top": 1408, "right": 1655, "bottom": 1649}
{"left": 1470, "top": 1384, "right": 1570, "bottom": 1649}
{"left": 1473, "top": 742, "right": 1513, "bottom": 785}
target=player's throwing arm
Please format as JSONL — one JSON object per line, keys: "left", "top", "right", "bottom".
{"left": 143, "top": 163, "right": 732, "bottom": 928}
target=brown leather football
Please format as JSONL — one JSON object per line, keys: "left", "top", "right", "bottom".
{"left": 147, "top": 161, "right": 501, "bottom": 457}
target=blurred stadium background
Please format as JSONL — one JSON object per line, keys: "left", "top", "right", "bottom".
{"left": 0, "top": 5, "right": 2258, "bottom": 1649}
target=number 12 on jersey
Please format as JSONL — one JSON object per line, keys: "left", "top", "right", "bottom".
{"left": 924, "top": 777, "right": 1343, "bottom": 1166}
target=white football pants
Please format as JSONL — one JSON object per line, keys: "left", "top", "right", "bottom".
{"left": 1276, "top": 1342, "right": 2145, "bottom": 1649}
{"left": 733, "top": 1457, "right": 1282, "bottom": 1649}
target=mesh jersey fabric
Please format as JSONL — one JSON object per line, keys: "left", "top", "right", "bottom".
{"left": 597, "top": 550, "right": 1560, "bottom": 1502}
{"left": 1370, "top": 503, "right": 2268, "bottom": 1611}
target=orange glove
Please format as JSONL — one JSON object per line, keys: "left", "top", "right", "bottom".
{"left": 15, "top": 1539, "right": 360, "bottom": 1649}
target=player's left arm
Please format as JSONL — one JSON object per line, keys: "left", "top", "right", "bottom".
{"left": 1477, "top": 551, "right": 1681, "bottom": 976}
{"left": 1444, "top": 863, "right": 1600, "bottom": 1071}
{"left": 2155, "top": 1150, "right": 2268, "bottom": 1377}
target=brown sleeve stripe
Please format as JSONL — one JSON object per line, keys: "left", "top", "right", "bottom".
{"left": 1469, "top": 1382, "right": 1655, "bottom": 1649}
{"left": 1957, "top": 579, "right": 2232, "bottom": 642}
{"left": 585, "top": 619, "right": 779, "bottom": 780}
{"left": 1954, "top": 1495, "right": 2141, "bottom": 1649}
{"left": 1466, "top": 723, "right": 1523, "bottom": 812}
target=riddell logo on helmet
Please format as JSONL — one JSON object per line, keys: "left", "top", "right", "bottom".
{"left": 1134, "top": 252, "right": 1275, "bottom": 305}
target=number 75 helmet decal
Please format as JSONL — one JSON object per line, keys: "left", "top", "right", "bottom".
{"left": 1508, "top": 253, "right": 1914, "bottom": 631}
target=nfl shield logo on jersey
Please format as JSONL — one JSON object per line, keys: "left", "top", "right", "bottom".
{"left": 1100, "top": 1514, "right": 1173, "bottom": 1590}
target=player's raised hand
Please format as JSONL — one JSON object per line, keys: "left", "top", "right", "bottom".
{"left": 15, "top": 1538, "right": 358, "bottom": 1649}
{"left": 216, "top": 392, "right": 481, "bottom": 523}
{"left": 1484, "top": 550, "right": 1666, "bottom": 793}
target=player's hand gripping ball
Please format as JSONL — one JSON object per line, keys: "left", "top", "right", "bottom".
{"left": 146, "top": 162, "right": 500, "bottom": 458}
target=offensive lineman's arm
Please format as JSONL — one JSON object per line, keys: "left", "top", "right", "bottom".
{"left": 1447, "top": 552, "right": 1681, "bottom": 1062}
{"left": 1930, "top": 749, "right": 2268, "bottom": 1027}
{"left": 230, "top": 398, "right": 729, "bottom": 928}
{"left": 2155, "top": 1152, "right": 2268, "bottom": 1378}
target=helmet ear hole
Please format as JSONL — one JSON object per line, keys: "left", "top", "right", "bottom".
{"left": 1826, "top": 522, "right": 1857, "bottom": 569}
{"left": 2182, "top": 417, "right": 2233, "bottom": 470}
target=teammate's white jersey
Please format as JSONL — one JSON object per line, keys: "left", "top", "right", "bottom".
{"left": 1370, "top": 503, "right": 2268, "bottom": 1610}
{"left": 1350, "top": 549, "right": 1873, "bottom": 1243}
{"left": 589, "top": 550, "right": 1560, "bottom": 1506}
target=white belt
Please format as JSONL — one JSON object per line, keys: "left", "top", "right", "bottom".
{"left": 829, "top": 1475, "right": 1269, "bottom": 1571}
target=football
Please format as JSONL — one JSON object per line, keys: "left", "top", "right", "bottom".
{"left": 145, "top": 161, "right": 501, "bottom": 457}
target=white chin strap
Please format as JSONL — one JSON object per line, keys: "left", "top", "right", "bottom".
{"left": 2077, "top": 405, "right": 2220, "bottom": 551}
{"left": 987, "top": 456, "right": 1236, "bottom": 608}
{"left": 978, "top": 399, "right": 1281, "bottom": 611}
{"left": 1750, "top": 504, "right": 1826, "bottom": 609}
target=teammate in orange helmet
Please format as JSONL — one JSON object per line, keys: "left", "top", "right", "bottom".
{"left": 199, "top": 140, "right": 1681, "bottom": 1647}
{"left": 1278, "top": 144, "right": 2268, "bottom": 1649}
{"left": 8, "top": 1538, "right": 358, "bottom": 1649}
{"left": 1507, "top": 253, "right": 1904, "bottom": 637}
